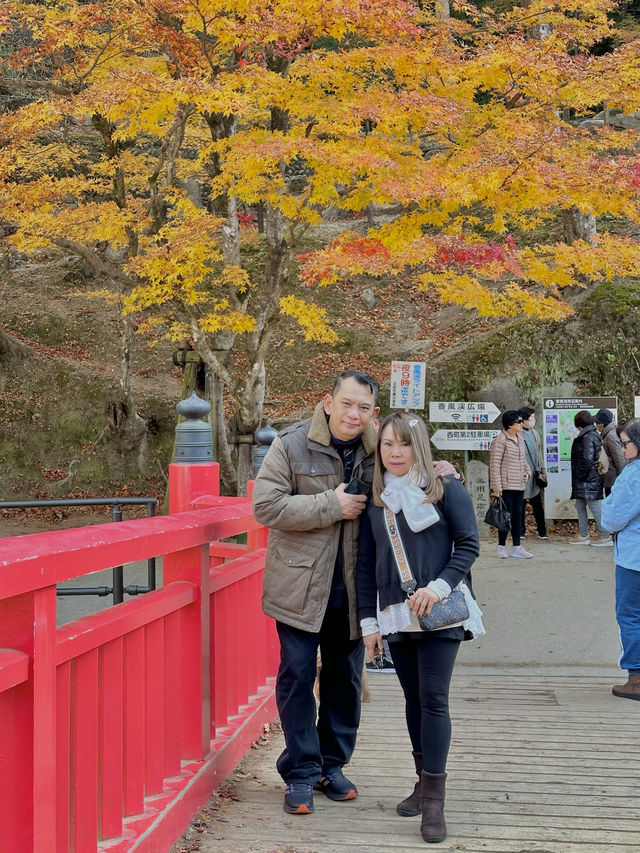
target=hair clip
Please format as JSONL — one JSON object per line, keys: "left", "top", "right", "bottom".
{"left": 408, "top": 418, "right": 419, "bottom": 428}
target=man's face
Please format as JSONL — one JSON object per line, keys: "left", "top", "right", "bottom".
{"left": 596, "top": 422, "right": 604, "bottom": 433}
{"left": 323, "top": 377, "right": 379, "bottom": 442}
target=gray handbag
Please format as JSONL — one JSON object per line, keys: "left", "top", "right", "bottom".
{"left": 383, "top": 508, "right": 469, "bottom": 631}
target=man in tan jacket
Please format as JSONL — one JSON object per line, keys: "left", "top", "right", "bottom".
{"left": 252, "top": 370, "right": 380, "bottom": 815}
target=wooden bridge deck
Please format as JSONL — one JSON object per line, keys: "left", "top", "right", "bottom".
{"left": 198, "top": 667, "right": 640, "bottom": 853}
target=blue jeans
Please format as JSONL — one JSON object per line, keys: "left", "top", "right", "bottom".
{"left": 615, "top": 564, "right": 640, "bottom": 672}
{"left": 275, "top": 607, "right": 364, "bottom": 784}
{"left": 574, "top": 498, "right": 606, "bottom": 538}
{"left": 388, "top": 635, "right": 460, "bottom": 774}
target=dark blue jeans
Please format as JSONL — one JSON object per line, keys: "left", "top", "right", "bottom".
{"left": 389, "top": 634, "right": 460, "bottom": 774}
{"left": 615, "top": 564, "right": 640, "bottom": 672}
{"left": 275, "top": 606, "right": 364, "bottom": 784}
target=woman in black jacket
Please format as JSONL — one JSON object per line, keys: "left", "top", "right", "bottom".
{"left": 356, "top": 412, "right": 483, "bottom": 843}
{"left": 570, "top": 410, "right": 611, "bottom": 546}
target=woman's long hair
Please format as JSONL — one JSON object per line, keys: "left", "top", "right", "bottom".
{"left": 372, "top": 412, "right": 444, "bottom": 507}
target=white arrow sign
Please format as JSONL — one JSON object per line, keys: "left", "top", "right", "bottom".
{"left": 429, "top": 401, "right": 501, "bottom": 424}
{"left": 431, "top": 429, "right": 499, "bottom": 451}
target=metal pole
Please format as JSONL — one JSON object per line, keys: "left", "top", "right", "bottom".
{"left": 112, "top": 504, "right": 124, "bottom": 604}
{"left": 147, "top": 501, "right": 157, "bottom": 591}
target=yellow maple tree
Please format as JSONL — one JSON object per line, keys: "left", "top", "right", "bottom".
{"left": 1, "top": 0, "right": 640, "bottom": 489}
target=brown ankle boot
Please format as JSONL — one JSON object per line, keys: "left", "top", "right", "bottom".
{"left": 420, "top": 770, "right": 447, "bottom": 843}
{"left": 396, "top": 752, "right": 422, "bottom": 816}
{"left": 612, "top": 672, "right": 640, "bottom": 701}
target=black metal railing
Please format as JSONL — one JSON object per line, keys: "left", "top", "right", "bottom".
{"left": 0, "top": 497, "right": 158, "bottom": 604}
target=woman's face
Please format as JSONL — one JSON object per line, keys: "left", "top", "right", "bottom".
{"left": 620, "top": 432, "right": 638, "bottom": 461}
{"left": 507, "top": 417, "right": 523, "bottom": 435}
{"left": 380, "top": 424, "right": 415, "bottom": 476}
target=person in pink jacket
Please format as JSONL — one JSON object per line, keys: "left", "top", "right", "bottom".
{"left": 489, "top": 410, "right": 532, "bottom": 559}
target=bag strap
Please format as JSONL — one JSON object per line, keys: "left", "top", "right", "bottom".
{"left": 383, "top": 507, "right": 417, "bottom": 596}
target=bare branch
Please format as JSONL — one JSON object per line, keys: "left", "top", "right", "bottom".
{"left": 49, "top": 237, "right": 136, "bottom": 289}
{"left": 0, "top": 76, "right": 73, "bottom": 97}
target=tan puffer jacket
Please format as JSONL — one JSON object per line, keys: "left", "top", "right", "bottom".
{"left": 489, "top": 430, "right": 530, "bottom": 492}
{"left": 252, "top": 403, "right": 377, "bottom": 638}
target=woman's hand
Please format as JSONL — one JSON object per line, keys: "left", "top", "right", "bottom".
{"left": 490, "top": 490, "right": 501, "bottom": 498}
{"left": 408, "top": 586, "right": 440, "bottom": 619}
{"left": 363, "top": 631, "right": 384, "bottom": 664}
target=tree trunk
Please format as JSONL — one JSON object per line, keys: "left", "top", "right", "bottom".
{"left": 562, "top": 207, "right": 597, "bottom": 245}
{"left": 104, "top": 314, "right": 149, "bottom": 476}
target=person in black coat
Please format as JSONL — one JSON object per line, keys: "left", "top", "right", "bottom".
{"left": 569, "top": 410, "right": 611, "bottom": 546}
{"left": 356, "top": 412, "right": 483, "bottom": 843}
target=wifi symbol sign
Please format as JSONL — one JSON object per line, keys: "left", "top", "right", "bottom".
{"left": 451, "top": 412, "right": 462, "bottom": 422}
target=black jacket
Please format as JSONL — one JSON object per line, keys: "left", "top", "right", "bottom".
{"left": 570, "top": 424, "right": 604, "bottom": 500}
{"left": 356, "top": 477, "right": 479, "bottom": 641}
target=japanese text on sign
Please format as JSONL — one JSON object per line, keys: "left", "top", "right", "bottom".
{"left": 390, "top": 361, "right": 426, "bottom": 410}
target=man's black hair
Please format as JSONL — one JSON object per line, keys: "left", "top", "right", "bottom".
{"left": 332, "top": 370, "right": 380, "bottom": 405}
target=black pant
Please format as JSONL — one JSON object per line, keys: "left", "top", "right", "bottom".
{"left": 275, "top": 607, "right": 364, "bottom": 784}
{"left": 498, "top": 489, "right": 524, "bottom": 546}
{"left": 522, "top": 491, "right": 547, "bottom": 537}
{"left": 388, "top": 635, "right": 460, "bottom": 774}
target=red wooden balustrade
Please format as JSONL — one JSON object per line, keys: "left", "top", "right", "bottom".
{"left": 0, "top": 462, "right": 278, "bottom": 853}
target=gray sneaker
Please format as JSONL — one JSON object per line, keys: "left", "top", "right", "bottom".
{"left": 592, "top": 536, "right": 613, "bottom": 547}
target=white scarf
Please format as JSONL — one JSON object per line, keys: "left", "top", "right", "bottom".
{"left": 381, "top": 468, "right": 440, "bottom": 532}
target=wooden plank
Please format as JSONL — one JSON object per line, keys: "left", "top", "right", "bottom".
{"left": 200, "top": 670, "right": 640, "bottom": 853}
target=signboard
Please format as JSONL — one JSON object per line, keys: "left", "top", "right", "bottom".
{"left": 431, "top": 429, "right": 499, "bottom": 451}
{"left": 542, "top": 396, "right": 617, "bottom": 520}
{"left": 390, "top": 361, "right": 426, "bottom": 410}
{"left": 429, "top": 401, "right": 500, "bottom": 424}
{"left": 635, "top": 396, "right": 640, "bottom": 418}
{"left": 467, "top": 460, "right": 491, "bottom": 539}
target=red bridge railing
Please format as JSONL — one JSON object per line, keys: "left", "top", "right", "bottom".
{"left": 0, "top": 462, "right": 278, "bottom": 853}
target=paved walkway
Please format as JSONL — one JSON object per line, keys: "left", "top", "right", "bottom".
{"left": 181, "top": 535, "right": 640, "bottom": 853}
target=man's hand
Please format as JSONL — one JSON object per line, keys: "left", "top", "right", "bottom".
{"left": 363, "top": 631, "right": 384, "bottom": 663}
{"left": 433, "top": 460, "right": 460, "bottom": 480}
{"left": 335, "top": 482, "right": 367, "bottom": 519}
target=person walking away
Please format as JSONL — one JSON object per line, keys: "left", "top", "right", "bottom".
{"left": 601, "top": 418, "right": 640, "bottom": 700}
{"left": 594, "top": 408, "right": 626, "bottom": 496}
{"left": 569, "top": 410, "right": 612, "bottom": 547}
{"left": 519, "top": 406, "right": 548, "bottom": 540}
{"left": 489, "top": 410, "right": 532, "bottom": 558}
{"left": 252, "top": 370, "right": 380, "bottom": 814}
{"left": 356, "top": 413, "right": 483, "bottom": 843}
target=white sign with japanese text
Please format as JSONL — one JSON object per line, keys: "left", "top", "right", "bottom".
{"left": 429, "top": 401, "right": 500, "bottom": 424}
{"left": 390, "top": 361, "right": 426, "bottom": 410}
{"left": 542, "top": 396, "right": 617, "bottom": 519}
{"left": 431, "top": 429, "right": 499, "bottom": 451}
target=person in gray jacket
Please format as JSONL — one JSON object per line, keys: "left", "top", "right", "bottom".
{"left": 519, "top": 406, "right": 548, "bottom": 540}
{"left": 252, "top": 370, "right": 380, "bottom": 815}
{"left": 594, "top": 408, "right": 627, "bottom": 496}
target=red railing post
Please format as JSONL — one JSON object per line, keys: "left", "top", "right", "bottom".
{"left": 0, "top": 585, "right": 57, "bottom": 853}
{"left": 165, "top": 462, "right": 220, "bottom": 759}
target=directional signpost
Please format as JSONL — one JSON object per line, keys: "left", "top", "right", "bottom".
{"left": 430, "top": 429, "right": 499, "bottom": 451}
{"left": 429, "top": 401, "right": 501, "bottom": 424}
{"left": 429, "top": 400, "right": 500, "bottom": 529}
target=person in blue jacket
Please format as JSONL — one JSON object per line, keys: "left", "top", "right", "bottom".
{"left": 601, "top": 418, "right": 640, "bottom": 701}
{"left": 356, "top": 412, "right": 483, "bottom": 843}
